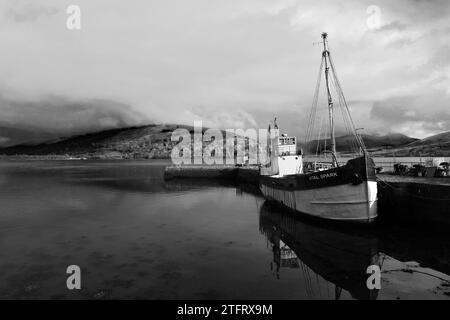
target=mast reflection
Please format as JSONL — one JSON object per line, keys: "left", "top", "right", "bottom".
{"left": 259, "top": 201, "right": 380, "bottom": 300}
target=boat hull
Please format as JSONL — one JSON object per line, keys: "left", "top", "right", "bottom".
{"left": 259, "top": 156, "right": 378, "bottom": 223}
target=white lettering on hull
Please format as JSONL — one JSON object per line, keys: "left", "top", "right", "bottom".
{"left": 308, "top": 172, "right": 338, "bottom": 181}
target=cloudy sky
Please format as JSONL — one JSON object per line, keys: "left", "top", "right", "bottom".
{"left": 0, "top": 0, "right": 449, "bottom": 146}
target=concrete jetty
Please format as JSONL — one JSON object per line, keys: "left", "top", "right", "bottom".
{"left": 164, "top": 165, "right": 260, "bottom": 184}
{"left": 377, "top": 173, "right": 450, "bottom": 226}
{"left": 164, "top": 165, "right": 237, "bottom": 180}
{"left": 377, "top": 174, "right": 450, "bottom": 187}
{"left": 164, "top": 165, "right": 450, "bottom": 226}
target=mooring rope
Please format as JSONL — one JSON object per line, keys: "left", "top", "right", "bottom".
{"left": 381, "top": 268, "right": 450, "bottom": 284}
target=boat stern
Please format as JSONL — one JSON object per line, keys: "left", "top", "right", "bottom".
{"left": 365, "top": 180, "right": 378, "bottom": 223}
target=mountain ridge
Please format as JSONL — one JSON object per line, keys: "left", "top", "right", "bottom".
{"left": 0, "top": 125, "right": 448, "bottom": 159}
{"left": 304, "top": 133, "right": 418, "bottom": 153}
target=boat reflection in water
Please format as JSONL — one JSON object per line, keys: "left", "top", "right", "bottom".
{"left": 259, "top": 200, "right": 450, "bottom": 299}
{"left": 259, "top": 201, "right": 380, "bottom": 300}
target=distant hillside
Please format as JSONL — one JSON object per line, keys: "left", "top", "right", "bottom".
{"left": 0, "top": 124, "right": 183, "bottom": 159}
{"left": 303, "top": 133, "right": 418, "bottom": 154}
{"left": 0, "top": 125, "right": 448, "bottom": 159}
{"left": 371, "top": 131, "right": 450, "bottom": 157}
{"left": 0, "top": 126, "right": 57, "bottom": 147}
{"left": 0, "top": 124, "right": 241, "bottom": 160}
{"left": 407, "top": 131, "right": 450, "bottom": 147}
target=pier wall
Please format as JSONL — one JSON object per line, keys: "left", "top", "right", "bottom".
{"left": 305, "top": 156, "right": 450, "bottom": 172}
{"left": 164, "top": 165, "right": 450, "bottom": 226}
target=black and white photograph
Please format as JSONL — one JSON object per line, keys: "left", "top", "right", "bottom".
{"left": 0, "top": 0, "right": 449, "bottom": 307}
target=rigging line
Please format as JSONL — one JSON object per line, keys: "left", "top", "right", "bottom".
{"left": 379, "top": 252, "right": 387, "bottom": 270}
{"left": 328, "top": 53, "right": 367, "bottom": 152}
{"left": 301, "top": 258, "right": 313, "bottom": 297}
{"left": 322, "top": 87, "right": 328, "bottom": 159}
{"left": 305, "top": 57, "right": 325, "bottom": 148}
{"left": 305, "top": 263, "right": 315, "bottom": 296}
{"left": 326, "top": 280, "right": 330, "bottom": 298}
{"left": 332, "top": 76, "right": 353, "bottom": 140}
{"left": 332, "top": 62, "right": 367, "bottom": 154}
{"left": 332, "top": 77, "right": 359, "bottom": 153}
{"left": 306, "top": 87, "right": 320, "bottom": 150}
{"left": 302, "top": 259, "right": 313, "bottom": 297}
{"left": 299, "top": 259, "right": 312, "bottom": 297}
{"left": 381, "top": 269, "right": 450, "bottom": 283}
{"left": 308, "top": 57, "right": 324, "bottom": 144}
{"left": 316, "top": 115, "right": 324, "bottom": 157}
{"left": 329, "top": 71, "right": 358, "bottom": 154}
{"left": 329, "top": 60, "right": 353, "bottom": 138}
{"left": 316, "top": 273, "right": 322, "bottom": 297}
{"left": 299, "top": 260, "right": 309, "bottom": 296}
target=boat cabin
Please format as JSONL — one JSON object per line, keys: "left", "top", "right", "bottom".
{"left": 277, "top": 134, "right": 298, "bottom": 156}
{"left": 260, "top": 128, "right": 303, "bottom": 177}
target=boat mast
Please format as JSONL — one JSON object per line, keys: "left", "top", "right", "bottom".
{"left": 321, "top": 32, "right": 337, "bottom": 167}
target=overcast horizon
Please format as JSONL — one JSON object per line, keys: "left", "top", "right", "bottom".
{"left": 0, "top": 0, "right": 449, "bottom": 146}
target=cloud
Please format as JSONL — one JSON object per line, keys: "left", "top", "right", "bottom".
{"left": 181, "top": 106, "right": 258, "bottom": 129}
{"left": 2, "top": 1, "right": 59, "bottom": 23}
{"left": 0, "top": 136, "right": 10, "bottom": 145}
{"left": 0, "top": 0, "right": 448, "bottom": 143}
{"left": 377, "top": 21, "right": 407, "bottom": 32}
{"left": 0, "top": 92, "right": 146, "bottom": 137}
{"left": 369, "top": 90, "right": 450, "bottom": 137}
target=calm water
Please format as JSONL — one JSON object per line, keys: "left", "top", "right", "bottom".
{"left": 0, "top": 160, "right": 449, "bottom": 300}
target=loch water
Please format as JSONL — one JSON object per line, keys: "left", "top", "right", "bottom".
{"left": 0, "top": 160, "right": 449, "bottom": 299}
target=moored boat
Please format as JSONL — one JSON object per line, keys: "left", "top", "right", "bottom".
{"left": 259, "top": 33, "right": 377, "bottom": 223}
